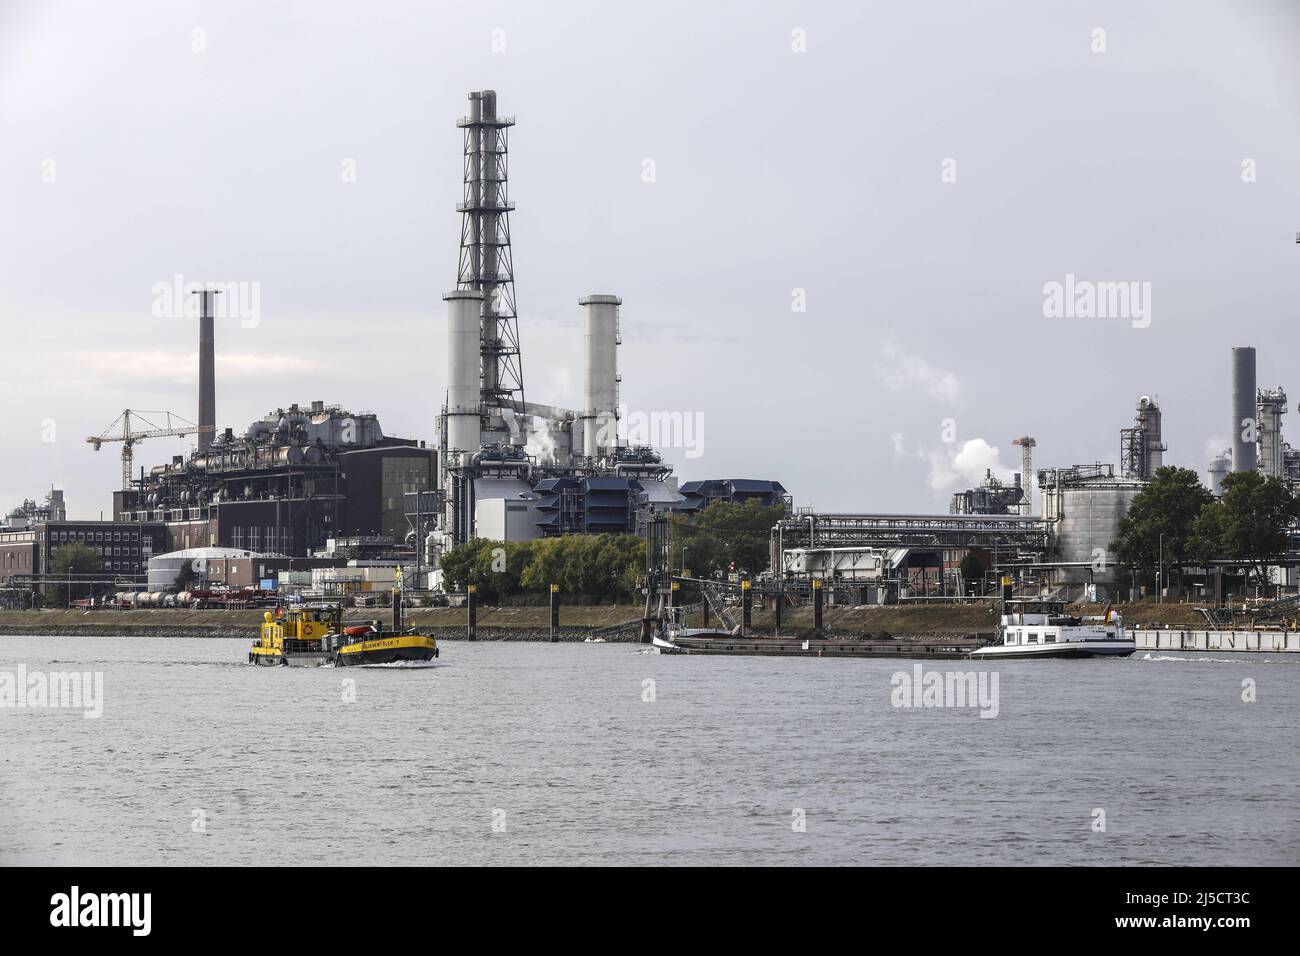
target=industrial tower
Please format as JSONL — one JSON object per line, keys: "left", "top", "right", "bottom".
{"left": 1012, "top": 436, "right": 1036, "bottom": 515}
{"left": 193, "top": 288, "right": 221, "bottom": 453}
{"left": 457, "top": 90, "right": 525, "bottom": 435}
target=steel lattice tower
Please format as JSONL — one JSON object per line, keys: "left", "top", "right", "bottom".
{"left": 456, "top": 90, "right": 525, "bottom": 412}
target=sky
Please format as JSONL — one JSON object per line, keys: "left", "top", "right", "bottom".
{"left": 2, "top": 0, "right": 1299, "bottom": 519}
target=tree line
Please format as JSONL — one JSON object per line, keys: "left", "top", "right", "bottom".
{"left": 440, "top": 500, "right": 786, "bottom": 602}
{"left": 1113, "top": 466, "right": 1298, "bottom": 588}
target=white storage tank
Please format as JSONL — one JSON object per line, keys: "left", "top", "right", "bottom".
{"left": 1040, "top": 464, "right": 1145, "bottom": 586}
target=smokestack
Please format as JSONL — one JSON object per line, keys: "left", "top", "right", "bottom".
{"left": 1231, "top": 346, "right": 1257, "bottom": 472}
{"left": 444, "top": 289, "right": 484, "bottom": 458}
{"left": 580, "top": 294, "right": 621, "bottom": 460}
{"left": 192, "top": 289, "right": 221, "bottom": 453}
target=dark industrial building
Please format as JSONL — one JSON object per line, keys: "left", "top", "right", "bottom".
{"left": 113, "top": 402, "right": 434, "bottom": 557}
{"left": 676, "top": 479, "right": 791, "bottom": 514}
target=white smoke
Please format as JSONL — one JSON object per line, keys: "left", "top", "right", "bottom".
{"left": 879, "top": 344, "right": 961, "bottom": 403}
{"left": 926, "top": 438, "right": 1016, "bottom": 494}
{"left": 526, "top": 417, "right": 557, "bottom": 465}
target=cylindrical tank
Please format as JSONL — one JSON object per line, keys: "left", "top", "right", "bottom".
{"left": 1231, "top": 346, "right": 1257, "bottom": 472}
{"left": 1042, "top": 474, "right": 1145, "bottom": 586}
{"left": 580, "top": 294, "right": 621, "bottom": 459}
{"left": 444, "top": 289, "right": 484, "bottom": 458}
{"left": 1208, "top": 451, "right": 1231, "bottom": 495}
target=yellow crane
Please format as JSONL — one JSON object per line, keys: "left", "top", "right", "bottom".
{"left": 86, "top": 410, "right": 215, "bottom": 491}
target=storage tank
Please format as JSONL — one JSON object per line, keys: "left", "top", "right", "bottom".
{"left": 1040, "top": 464, "right": 1146, "bottom": 586}
{"left": 580, "top": 294, "right": 621, "bottom": 460}
{"left": 444, "top": 289, "right": 484, "bottom": 458}
{"left": 1231, "top": 347, "right": 1257, "bottom": 472}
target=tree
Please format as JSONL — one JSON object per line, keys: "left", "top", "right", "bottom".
{"left": 1193, "top": 470, "right": 1297, "bottom": 587}
{"left": 47, "top": 542, "right": 104, "bottom": 607}
{"left": 173, "top": 558, "right": 198, "bottom": 592}
{"left": 1113, "top": 466, "right": 1213, "bottom": 581}
{"left": 669, "top": 500, "right": 788, "bottom": 578}
{"left": 440, "top": 535, "right": 643, "bottom": 602}
{"left": 959, "top": 549, "right": 989, "bottom": 593}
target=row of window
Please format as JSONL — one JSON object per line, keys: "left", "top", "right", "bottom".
{"left": 1010, "top": 631, "right": 1058, "bottom": 645}
{"left": 229, "top": 527, "right": 293, "bottom": 550}
{"left": 51, "top": 544, "right": 140, "bottom": 559}
{"left": 53, "top": 529, "right": 143, "bottom": 543}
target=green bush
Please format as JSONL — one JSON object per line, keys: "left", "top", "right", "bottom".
{"left": 441, "top": 534, "right": 643, "bottom": 602}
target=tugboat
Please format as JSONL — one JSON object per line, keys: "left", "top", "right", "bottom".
{"left": 971, "top": 600, "right": 1134, "bottom": 659}
{"left": 249, "top": 603, "right": 336, "bottom": 666}
{"left": 248, "top": 593, "right": 439, "bottom": 667}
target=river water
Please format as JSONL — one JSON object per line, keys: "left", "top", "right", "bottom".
{"left": 1, "top": 636, "right": 1296, "bottom": 866}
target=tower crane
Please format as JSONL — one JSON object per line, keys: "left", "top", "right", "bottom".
{"left": 86, "top": 410, "right": 215, "bottom": 491}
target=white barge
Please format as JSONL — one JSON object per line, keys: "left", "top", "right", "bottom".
{"left": 972, "top": 600, "right": 1134, "bottom": 659}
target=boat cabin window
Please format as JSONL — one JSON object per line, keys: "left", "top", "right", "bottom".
{"left": 1028, "top": 632, "right": 1038, "bottom": 643}
{"left": 1045, "top": 634, "right": 1056, "bottom": 643}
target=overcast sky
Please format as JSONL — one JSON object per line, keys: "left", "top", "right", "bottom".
{"left": 3, "top": 0, "right": 1299, "bottom": 518}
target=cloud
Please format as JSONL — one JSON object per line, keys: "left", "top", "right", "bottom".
{"left": 879, "top": 344, "right": 960, "bottom": 403}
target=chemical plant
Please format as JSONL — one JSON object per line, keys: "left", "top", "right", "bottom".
{"left": 2, "top": 90, "right": 1297, "bottom": 610}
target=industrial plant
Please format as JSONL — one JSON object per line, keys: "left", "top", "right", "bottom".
{"left": 2, "top": 92, "right": 1298, "bottom": 613}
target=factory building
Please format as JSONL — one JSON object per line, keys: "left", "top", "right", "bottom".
{"left": 949, "top": 471, "right": 1025, "bottom": 515}
{"left": 114, "top": 402, "right": 434, "bottom": 556}
{"left": 676, "top": 479, "right": 791, "bottom": 514}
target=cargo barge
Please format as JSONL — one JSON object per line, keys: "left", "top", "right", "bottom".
{"left": 663, "top": 626, "right": 982, "bottom": 659}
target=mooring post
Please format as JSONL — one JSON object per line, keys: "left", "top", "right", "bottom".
{"left": 467, "top": 584, "right": 477, "bottom": 641}
{"left": 813, "top": 578, "right": 823, "bottom": 634}
{"left": 742, "top": 579, "right": 752, "bottom": 634}
{"left": 550, "top": 583, "right": 560, "bottom": 642}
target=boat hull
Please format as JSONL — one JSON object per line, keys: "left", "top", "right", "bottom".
{"left": 334, "top": 635, "right": 439, "bottom": 666}
{"left": 971, "top": 641, "right": 1135, "bottom": 660}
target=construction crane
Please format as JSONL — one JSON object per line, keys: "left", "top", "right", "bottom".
{"left": 1011, "top": 436, "right": 1036, "bottom": 516}
{"left": 87, "top": 410, "right": 215, "bottom": 491}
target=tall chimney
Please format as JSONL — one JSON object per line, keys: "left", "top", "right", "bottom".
{"left": 580, "top": 294, "right": 621, "bottom": 460}
{"left": 1231, "top": 346, "right": 1257, "bottom": 472}
{"left": 444, "top": 289, "right": 484, "bottom": 457}
{"left": 192, "top": 289, "right": 221, "bottom": 453}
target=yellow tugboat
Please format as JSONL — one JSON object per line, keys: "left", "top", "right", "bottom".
{"left": 249, "top": 604, "right": 335, "bottom": 667}
{"left": 248, "top": 595, "right": 439, "bottom": 667}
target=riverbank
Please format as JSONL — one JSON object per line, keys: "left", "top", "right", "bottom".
{"left": 0, "top": 599, "right": 1242, "bottom": 642}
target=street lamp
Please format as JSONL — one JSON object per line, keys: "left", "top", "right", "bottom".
{"left": 1158, "top": 533, "right": 1164, "bottom": 604}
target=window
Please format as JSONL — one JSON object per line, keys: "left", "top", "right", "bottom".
{"left": 1028, "top": 633, "right": 1039, "bottom": 644}
{"left": 1045, "top": 634, "right": 1056, "bottom": 643}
